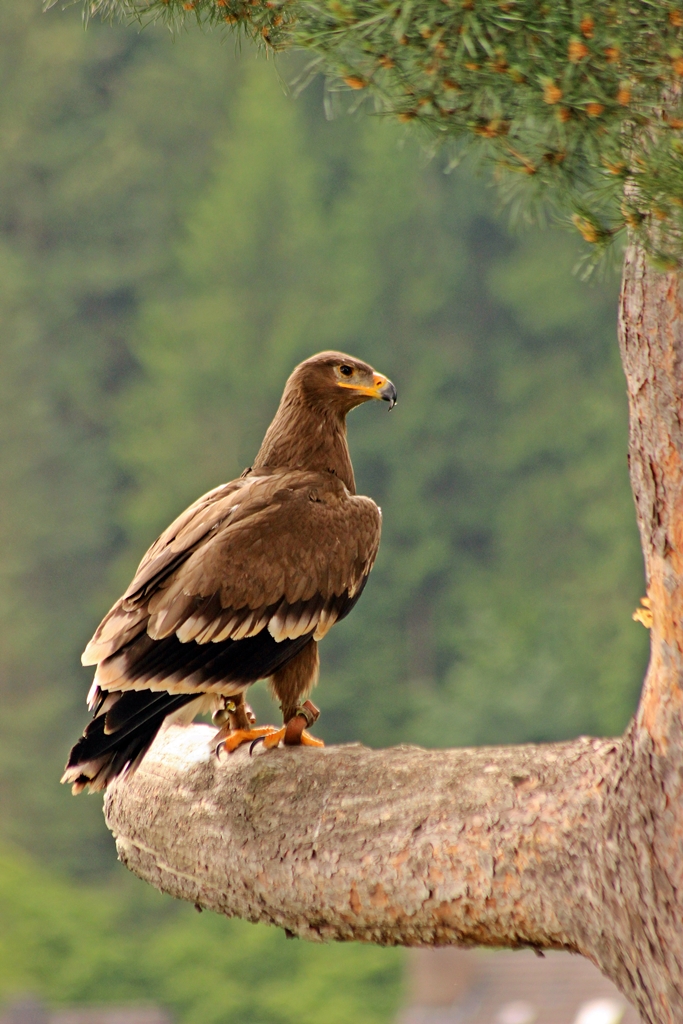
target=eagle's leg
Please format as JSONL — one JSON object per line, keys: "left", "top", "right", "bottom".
{"left": 262, "top": 640, "right": 324, "bottom": 749}
{"left": 223, "top": 693, "right": 255, "bottom": 731}
{"left": 221, "top": 640, "right": 324, "bottom": 752}
{"left": 261, "top": 699, "right": 324, "bottom": 749}
{"left": 214, "top": 693, "right": 279, "bottom": 755}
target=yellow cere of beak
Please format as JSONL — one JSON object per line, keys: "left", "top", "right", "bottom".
{"left": 337, "top": 374, "right": 388, "bottom": 399}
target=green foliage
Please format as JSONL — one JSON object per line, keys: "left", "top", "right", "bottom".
{"left": 75, "top": 0, "right": 683, "bottom": 266}
{"left": 0, "top": 844, "right": 403, "bottom": 1022}
{"left": 144, "top": 905, "right": 402, "bottom": 1024}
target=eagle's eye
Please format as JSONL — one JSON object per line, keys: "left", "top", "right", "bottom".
{"left": 340, "top": 364, "right": 354, "bottom": 377}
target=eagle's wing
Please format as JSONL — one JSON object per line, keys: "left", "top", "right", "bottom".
{"left": 81, "top": 477, "right": 249, "bottom": 664}
{"left": 84, "top": 469, "right": 381, "bottom": 694}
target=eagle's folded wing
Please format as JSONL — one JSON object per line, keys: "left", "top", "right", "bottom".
{"left": 81, "top": 478, "right": 247, "bottom": 665}
{"left": 82, "top": 470, "right": 381, "bottom": 693}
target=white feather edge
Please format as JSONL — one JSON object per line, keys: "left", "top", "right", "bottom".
{"left": 313, "top": 605, "right": 339, "bottom": 641}
{"left": 87, "top": 584, "right": 360, "bottom": 696}
{"left": 92, "top": 661, "right": 250, "bottom": 696}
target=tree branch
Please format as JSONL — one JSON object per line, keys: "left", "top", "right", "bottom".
{"left": 105, "top": 723, "right": 620, "bottom": 950}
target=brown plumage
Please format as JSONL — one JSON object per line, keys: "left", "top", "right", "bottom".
{"left": 63, "top": 351, "right": 396, "bottom": 793}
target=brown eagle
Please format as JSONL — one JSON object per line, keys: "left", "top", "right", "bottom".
{"left": 62, "top": 352, "right": 396, "bottom": 793}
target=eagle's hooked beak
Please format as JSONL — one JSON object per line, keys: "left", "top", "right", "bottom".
{"left": 338, "top": 373, "right": 397, "bottom": 410}
{"left": 377, "top": 376, "right": 397, "bottom": 410}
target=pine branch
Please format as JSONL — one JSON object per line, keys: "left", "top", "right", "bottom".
{"left": 64, "top": 0, "right": 683, "bottom": 265}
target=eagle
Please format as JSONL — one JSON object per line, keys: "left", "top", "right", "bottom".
{"left": 62, "top": 352, "right": 396, "bottom": 793}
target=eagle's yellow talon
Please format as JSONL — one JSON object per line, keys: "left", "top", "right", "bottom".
{"left": 300, "top": 731, "right": 325, "bottom": 747}
{"left": 218, "top": 721, "right": 324, "bottom": 755}
{"left": 220, "top": 726, "right": 278, "bottom": 754}
{"left": 259, "top": 726, "right": 324, "bottom": 750}
{"left": 262, "top": 727, "right": 287, "bottom": 749}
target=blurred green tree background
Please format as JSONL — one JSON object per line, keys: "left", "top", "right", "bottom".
{"left": 0, "top": 1, "right": 647, "bottom": 1021}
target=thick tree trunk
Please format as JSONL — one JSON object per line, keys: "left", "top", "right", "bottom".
{"left": 104, "top": 244, "right": 683, "bottom": 1024}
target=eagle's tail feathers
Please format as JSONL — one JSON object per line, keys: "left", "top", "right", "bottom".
{"left": 61, "top": 689, "right": 198, "bottom": 794}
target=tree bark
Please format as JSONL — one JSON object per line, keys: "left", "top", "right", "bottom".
{"left": 104, "top": 244, "right": 683, "bottom": 1024}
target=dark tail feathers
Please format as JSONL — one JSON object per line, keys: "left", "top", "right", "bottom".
{"left": 62, "top": 689, "right": 198, "bottom": 794}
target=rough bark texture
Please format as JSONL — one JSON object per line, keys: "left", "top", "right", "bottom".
{"left": 104, "top": 244, "right": 683, "bottom": 1024}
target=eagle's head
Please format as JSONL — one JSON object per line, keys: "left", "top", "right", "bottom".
{"left": 290, "top": 351, "right": 397, "bottom": 414}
